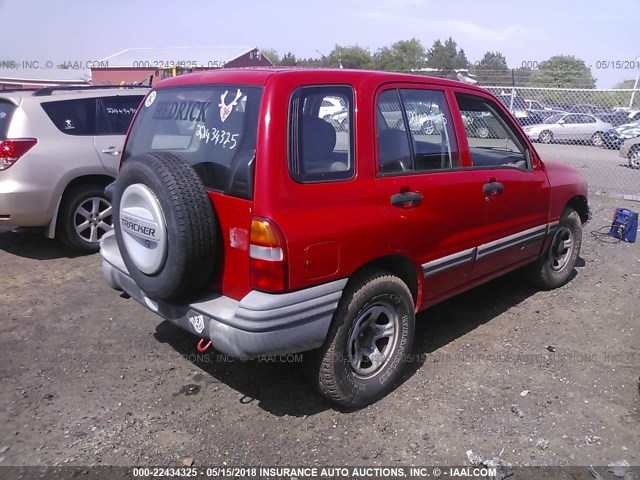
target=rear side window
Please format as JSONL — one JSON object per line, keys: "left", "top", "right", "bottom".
{"left": 288, "top": 86, "right": 354, "bottom": 183}
{"left": 122, "top": 85, "right": 262, "bottom": 199}
{"left": 376, "top": 88, "right": 459, "bottom": 174}
{"left": 0, "top": 101, "right": 16, "bottom": 139}
{"left": 96, "top": 96, "right": 143, "bottom": 135}
{"left": 41, "top": 98, "right": 97, "bottom": 135}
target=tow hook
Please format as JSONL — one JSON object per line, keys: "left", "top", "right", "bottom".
{"left": 196, "top": 338, "right": 212, "bottom": 353}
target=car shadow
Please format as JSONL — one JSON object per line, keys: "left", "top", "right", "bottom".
{"left": 155, "top": 267, "right": 578, "bottom": 417}
{"left": 618, "top": 163, "right": 639, "bottom": 170}
{"left": 0, "top": 228, "right": 81, "bottom": 260}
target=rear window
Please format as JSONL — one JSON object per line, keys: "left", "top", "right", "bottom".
{"left": 122, "top": 85, "right": 262, "bottom": 199}
{"left": 0, "top": 101, "right": 16, "bottom": 139}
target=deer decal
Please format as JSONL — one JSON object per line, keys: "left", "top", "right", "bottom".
{"left": 218, "top": 89, "right": 243, "bottom": 123}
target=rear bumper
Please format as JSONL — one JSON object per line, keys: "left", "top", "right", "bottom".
{"left": 0, "top": 179, "right": 54, "bottom": 226}
{"left": 100, "top": 231, "right": 346, "bottom": 359}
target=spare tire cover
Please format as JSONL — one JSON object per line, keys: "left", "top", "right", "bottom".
{"left": 114, "top": 152, "right": 218, "bottom": 300}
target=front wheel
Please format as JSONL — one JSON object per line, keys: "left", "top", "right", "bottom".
{"left": 539, "top": 130, "right": 554, "bottom": 144}
{"left": 57, "top": 184, "right": 113, "bottom": 253}
{"left": 421, "top": 120, "right": 435, "bottom": 135}
{"left": 524, "top": 208, "right": 582, "bottom": 290}
{"left": 628, "top": 146, "right": 640, "bottom": 169}
{"left": 308, "top": 270, "right": 415, "bottom": 408}
{"left": 477, "top": 126, "right": 490, "bottom": 139}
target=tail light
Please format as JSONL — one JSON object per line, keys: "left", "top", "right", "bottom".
{"left": 0, "top": 139, "right": 37, "bottom": 171}
{"left": 249, "top": 216, "right": 288, "bottom": 292}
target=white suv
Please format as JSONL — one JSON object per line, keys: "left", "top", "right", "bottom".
{"left": 0, "top": 86, "right": 148, "bottom": 252}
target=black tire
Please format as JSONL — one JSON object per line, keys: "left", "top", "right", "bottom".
{"left": 524, "top": 208, "right": 582, "bottom": 290}
{"left": 628, "top": 146, "right": 640, "bottom": 169}
{"left": 57, "top": 183, "right": 113, "bottom": 254}
{"left": 113, "top": 152, "right": 218, "bottom": 300}
{"left": 539, "top": 130, "right": 553, "bottom": 144}
{"left": 420, "top": 121, "right": 435, "bottom": 135}
{"left": 308, "top": 269, "right": 415, "bottom": 408}
{"left": 592, "top": 132, "right": 604, "bottom": 147}
{"left": 477, "top": 126, "right": 490, "bottom": 139}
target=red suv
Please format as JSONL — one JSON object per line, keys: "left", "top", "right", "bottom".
{"left": 101, "top": 69, "right": 589, "bottom": 407}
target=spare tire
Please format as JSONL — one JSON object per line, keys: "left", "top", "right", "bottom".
{"left": 113, "top": 152, "right": 218, "bottom": 301}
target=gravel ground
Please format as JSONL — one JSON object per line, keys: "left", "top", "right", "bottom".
{"left": 0, "top": 194, "right": 638, "bottom": 474}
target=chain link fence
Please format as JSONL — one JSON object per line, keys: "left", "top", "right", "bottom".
{"left": 481, "top": 86, "right": 640, "bottom": 196}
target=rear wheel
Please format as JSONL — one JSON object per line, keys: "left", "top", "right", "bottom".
{"left": 113, "top": 152, "right": 218, "bottom": 300}
{"left": 628, "top": 146, "right": 640, "bottom": 169}
{"left": 57, "top": 184, "right": 113, "bottom": 253}
{"left": 525, "top": 208, "right": 582, "bottom": 290}
{"left": 592, "top": 132, "right": 604, "bottom": 147}
{"left": 308, "top": 269, "right": 415, "bottom": 408}
{"left": 539, "top": 130, "right": 553, "bottom": 144}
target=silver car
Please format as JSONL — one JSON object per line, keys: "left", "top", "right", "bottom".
{"left": 0, "top": 86, "right": 148, "bottom": 252}
{"left": 522, "top": 113, "right": 613, "bottom": 146}
{"left": 620, "top": 136, "right": 640, "bottom": 169}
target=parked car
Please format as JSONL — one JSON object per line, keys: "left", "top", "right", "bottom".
{"left": 568, "top": 104, "right": 610, "bottom": 115}
{"left": 319, "top": 96, "right": 345, "bottom": 121}
{"left": 101, "top": 69, "right": 589, "bottom": 407}
{"left": 0, "top": 86, "right": 148, "bottom": 252}
{"left": 601, "top": 122, "right": 640, "bottom": 149}
{"left": 397, "top": 101, "right": 445, "bottom": 134}
{"left": 597, "top": 111, "right": 640, "bottom": 127}
{"left": 496, "top": 94, "right": 530, "bottom": 123}
{"left": 620, "top": 136, "right": 640, "bottom": 169}
{"left": 524, "top": 99, "right": 546, "bottom": 110}
{"left": 522, "top": 113, "right": 613, "bottom": 146}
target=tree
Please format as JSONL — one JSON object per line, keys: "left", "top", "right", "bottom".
{"left": 472, "top": 51, "right": 510, "bottom": 86}
{"left": 425, "top": 37, "right": 469, "bottom": 79}
{"left": 327, "top": 45, "right": 372, "bottom": 70}
{"left": 373, "top": 38, "right": 427, "bottom": 72}
{"left": 614, "top": 79, "right": 637, "bottom": 89}
{"left": 513, "top": 67, "right": 533, "bottom": 87}
{"left": 279, "top": 52, "right": 298, "bottom": 67}
{"left": 529, "top": 55, "right": 596, "bottom": 88}
{"left": 259, "top": 48, "right": 280, "bottom": 66}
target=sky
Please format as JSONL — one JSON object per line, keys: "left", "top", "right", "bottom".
{"left": 0, "top": 0, "right": 637, "bottom": 88}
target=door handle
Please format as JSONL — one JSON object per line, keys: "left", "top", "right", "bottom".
{"left": 391, "top": 191, "right": 423, "bottom": 208}
{"left": 483, "top": 181, "right": 504, "bottom": 196}
{"left": 101, "top": 146, "right": 121, "bottom": 155}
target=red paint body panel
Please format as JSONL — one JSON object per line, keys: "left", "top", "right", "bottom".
{"left": 206, "top": 191, "right": 253, "bottom": 300}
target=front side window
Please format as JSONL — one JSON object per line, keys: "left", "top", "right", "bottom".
{"left": 376, "top": 88, "right": 459, "bottom": 175}
{"left": 122, "top": 85, "right": 262, "bottom": 198}
{"left": 455, "top": 93, "right": 529, "bottom": 169}
{"left": 96, "top": 95, "right": 143, "bottom": 135}
{"left": 288, "top": 86, "right": 354, "bottom": 183}
{"left": 41, "top": 98, "right": 97, "bottom": 136}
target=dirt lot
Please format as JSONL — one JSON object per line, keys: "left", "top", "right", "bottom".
{"left": 0, "top": 194, "right": 638, "bottom": 474}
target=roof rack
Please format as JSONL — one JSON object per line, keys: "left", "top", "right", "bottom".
{"left": 0, "top": 88, "right": 39, "bottom": 94}
{"left": 32, "top": 84, "right": 151, "bottom": 97}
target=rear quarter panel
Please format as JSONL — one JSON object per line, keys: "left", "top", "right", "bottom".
{"left": 252, "top": 73, "right": 395, "bottom": 291}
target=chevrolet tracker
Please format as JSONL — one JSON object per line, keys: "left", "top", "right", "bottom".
{"left": 100, "top": 69, "right": 589, "bottom": 407}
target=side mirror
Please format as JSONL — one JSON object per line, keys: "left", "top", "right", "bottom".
{"left": 558, "top": 119, "right": 565, "bottom": 125}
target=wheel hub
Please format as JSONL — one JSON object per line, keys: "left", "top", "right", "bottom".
{"left": 74, "top": 196, "right": 112, "bottom": 244}
{"left": 347, "top": 302, "right": 399, "bottom": 378}
{"left": 549, "top": 226, "right": 574, "bottom": 272}
{"left": 119, "top": 183, "right": 168, "bottom": 275}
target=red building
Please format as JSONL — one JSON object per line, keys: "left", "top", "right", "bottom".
{"left": 91, "top": 46, "right": 273, "bottom": 85}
